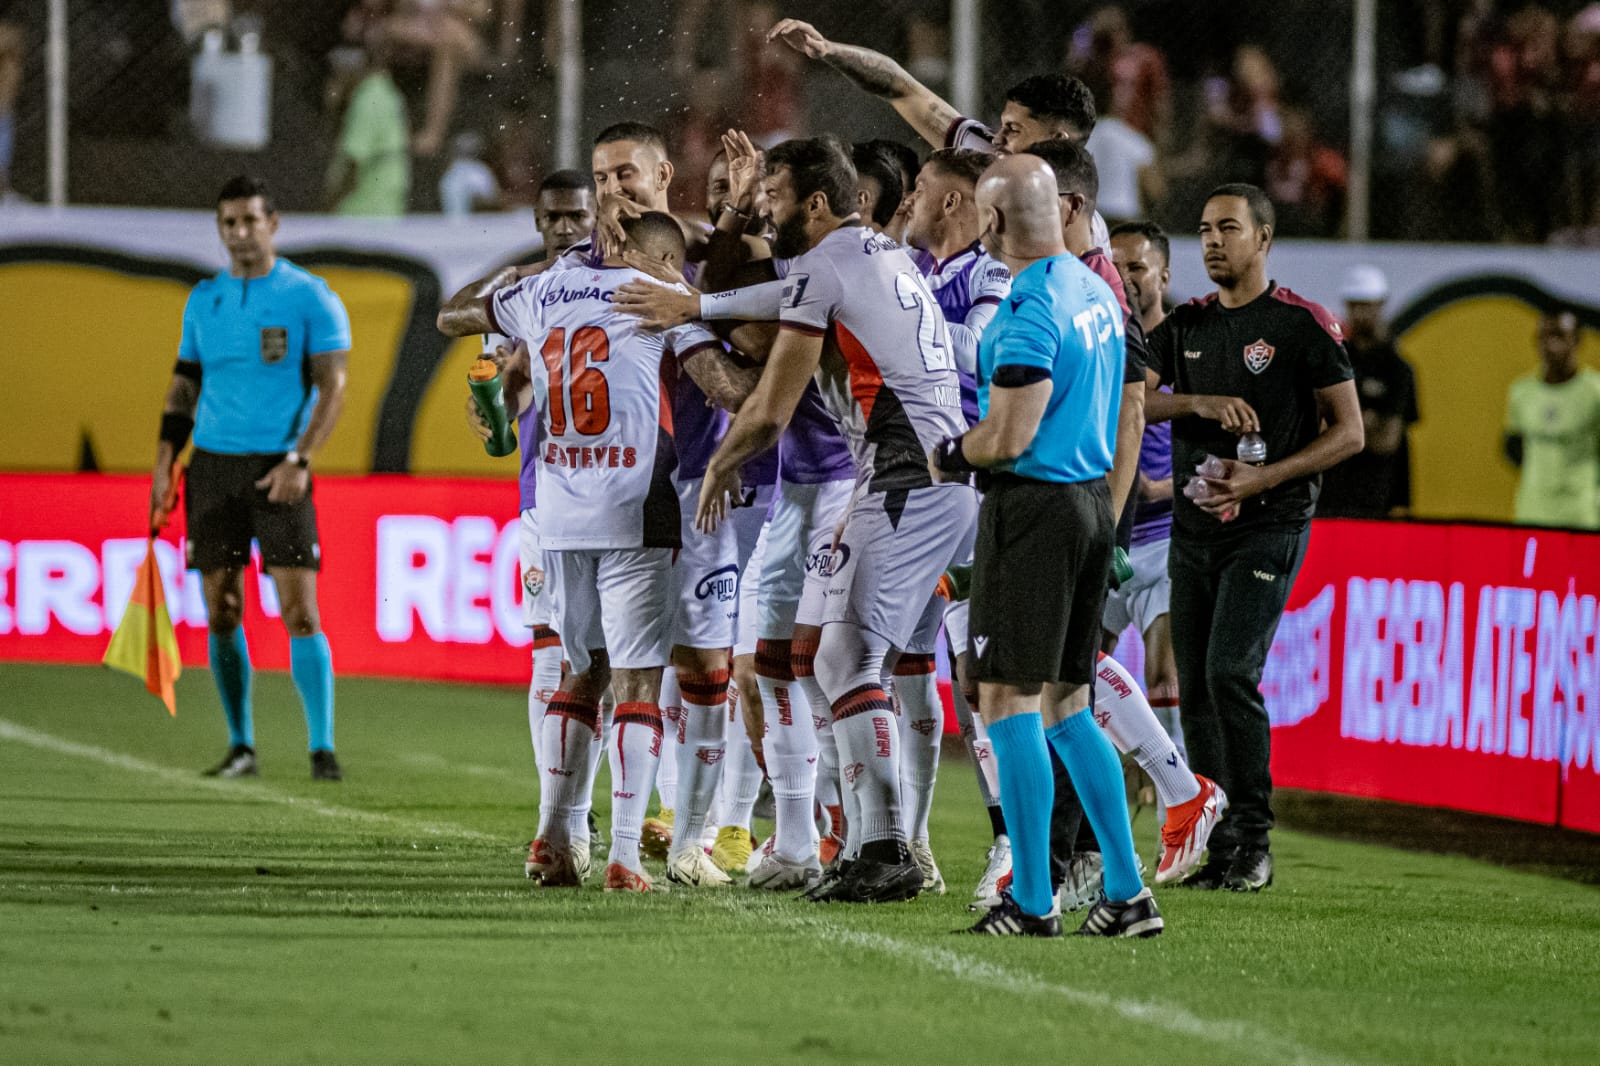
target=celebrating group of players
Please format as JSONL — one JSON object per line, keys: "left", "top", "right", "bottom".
{"left": 160, "top": 15, "right": 1359, "bottom": 940}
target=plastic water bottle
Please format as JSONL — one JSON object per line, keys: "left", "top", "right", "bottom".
{"left": 1184, "top": 454, "right": 1224, "bottom": 502}
{"left": 1237, "top": 432, "right": 1267, "bottom": 465}
{"left": 1197, "top": 454, "right": 1227, "bottom": 478}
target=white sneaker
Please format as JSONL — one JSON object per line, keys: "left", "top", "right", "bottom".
{"left": 909, "top": 838, "right": 946, "bottom": 895}
{"left": 748, "top": 851, "right": 823, "bottom": 891}
{"left": 571, "top": 843, "right": 593, "bottom": 885}
{"left": 972, "top": 835, "right": 1011, "bottom": 903}
{"left": 665, "top": 847, "right": 733, "bottom": 888}
{"left": 745, "top": 833, "right": 775, "bottom": 875}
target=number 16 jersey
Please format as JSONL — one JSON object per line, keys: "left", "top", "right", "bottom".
{"left": 488, "top": 264, "right": 720, "bottom": 551}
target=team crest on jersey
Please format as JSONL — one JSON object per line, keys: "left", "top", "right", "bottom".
{"left": 522, "top": 565, "right": 546, "bottom": 599}
{"left": 1243, "top": 338, "right": 1275, "bottom": 374}
{"left": 259, "top": 327, "right": 289, "bottom": 365}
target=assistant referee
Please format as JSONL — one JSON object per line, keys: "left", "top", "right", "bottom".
{"left": 150, "top": 176, "right": 352, "bottom": 781}
{"left": 930, "top": 154, "right": 1158, "bottom": 939}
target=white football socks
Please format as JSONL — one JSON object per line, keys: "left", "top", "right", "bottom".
{"left": 893, "top": 655, "right": 941, "bottom": 844}
{"left": 607, "top": 702, "right": 663, "bottom": 873}
{"left": 655, "top": 669, "right": 681, "bottom": 812}
{"left": 670, "top": 668, "right": 729, "bottom": 859}
{"left": 1095, "top": 653, "right": 1200, "bottom": 807}
{"left": 537, "top": 691, "right": 599, "bottom": 847}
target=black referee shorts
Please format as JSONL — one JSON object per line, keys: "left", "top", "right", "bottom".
{"left": 184, "top": 449, "right": 322, "bottom": 573}
{"left": 969, "top": 474, "right": 1113, "bottom": 687}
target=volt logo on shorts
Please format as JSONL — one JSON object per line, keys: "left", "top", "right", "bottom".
{"left": 805, "top": 543, "right": 851, "bottom": 578}
{"left": 1252, "top": 569, "right": 1277, "bottom": 582}
{"left": 695, "top": 564, "right": 738, "bottom": 602}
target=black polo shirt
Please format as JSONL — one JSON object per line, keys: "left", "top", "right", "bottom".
{"left": 1146, "top": 283, "right": 1353, "bottom": 535}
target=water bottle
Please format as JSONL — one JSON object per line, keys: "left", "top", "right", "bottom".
{"left": 1237, "top": 432, "right": 1267, "bottom": 465}
{"left": 1197, "top": 454, "right": 1227, "bottom": 478}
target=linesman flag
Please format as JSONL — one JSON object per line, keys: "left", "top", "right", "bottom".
{"left": 105, "top": 464, "right": 184, "bottom": 714}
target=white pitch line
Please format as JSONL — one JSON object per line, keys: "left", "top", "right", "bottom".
{"left": 2, "top": 717, "right": 1346, "bottom": 1063}
{"left": 0, "top": 718, "right": 498, "bottom": 844}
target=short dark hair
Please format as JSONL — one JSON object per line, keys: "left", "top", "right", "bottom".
{"left": 1207, "top": 183, "right": 1275, "bottom": 231}
{"left": 1109, "top": 220, "right": 1170, "bottom": 265}
{"left": 766, "top": 136, "right": 858, "bottom": 219}
{"left": 863, "top": 138, "right": 922, "bottom": 190}
{"left": 1024, "top": 138, "right": 1099, "bottom": 210}
{"left": 924, "top": 147, "right": 990, "bottom": 189}
{"left": 538, "top": 169, "right": 594, "bottom": 196}
{"left": 622, "top": 211, "right": 686, "bottom": 256}
{"left": 594, "top": 121, "right": 668, "bottom": 154}
{"left": 851, "top": 141, "right": 904, "bottom": 226}
{"left": 1004, "top": 74, "right": 1096, "bottom": 138}
{"left": 217, "top": 175, "right": 274, "bottom": 214}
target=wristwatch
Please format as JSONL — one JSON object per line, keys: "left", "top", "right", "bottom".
{"left": 286, "top": 450, "right": 310, "bottom": 470}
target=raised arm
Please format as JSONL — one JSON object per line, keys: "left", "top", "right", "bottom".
{"left": 767, "top": 18, "right": 960, "bottom": 149}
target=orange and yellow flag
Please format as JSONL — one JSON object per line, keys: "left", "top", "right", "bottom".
{"left": 102, "top": 536, "right": 182, "bottom": 715}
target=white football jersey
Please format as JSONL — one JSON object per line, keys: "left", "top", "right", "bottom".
{"left": 489, "top": 265, "right": 719, "bottom": 550}
{"left": 778, "top": 226, "right": 965, "bottom": 492}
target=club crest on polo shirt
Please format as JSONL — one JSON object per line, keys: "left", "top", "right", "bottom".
{"left": 260, "top": 326, "right": 289, "bottom": 365}
{"left": 1243, "top": 338, "right": 1275, "bottom": 374}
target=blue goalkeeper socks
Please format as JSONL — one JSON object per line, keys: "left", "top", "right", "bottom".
{"left": 290, "top": 633, "right": 335, "bottom": 752}
{"left": 208, "top": 628, "right": 254, "bottom": 748}
{"left": 1047, "top": 708, "right": 1143, "bottom": 903}
{"left": 985, "top": 712, "right": 1055, "bottom": 917}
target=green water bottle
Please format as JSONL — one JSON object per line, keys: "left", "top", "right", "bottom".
{"left": 468, "top": 360, "right": 517, "bottom": 458}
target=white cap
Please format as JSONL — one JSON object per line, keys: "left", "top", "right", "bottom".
{"left": 1341, "top": 264, "right": 1389, "bottom": 303}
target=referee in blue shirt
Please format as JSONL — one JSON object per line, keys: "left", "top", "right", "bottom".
{"left": 150, "top": 177, "right": 352, "bottom": 781}
{"left": 931, "top": 155, "right": 1158, "bottom": 938}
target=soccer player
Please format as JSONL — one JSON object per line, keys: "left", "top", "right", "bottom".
{"left": 692, "top": 136, "right": 978, "bottom": 903}
{"left": 1503, "top": 308, "right": 1600, "bottom": 530}
{"left": 439, "top": 213, "right": 755, "bottom": 892}
{"left": 851, "top": 141, "right": 905, "bottom": 235}
{"left": 534, "top": 169, "right": 598, "bottom": 257}
{"left": 930, "top": 154, "right": 1158, "bottom": 938}
{"left": 1145, "top": 184, "right": 1362, "bottom": 891}
{"left": 150, "top": 176, "right": 351, "bottom": 782}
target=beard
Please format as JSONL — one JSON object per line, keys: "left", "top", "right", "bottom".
{"left": 770, "top": 211, "right": 812, "bottom": 259}
{"left": 1204, "top": 258, "right": 1236, "bottom": 287}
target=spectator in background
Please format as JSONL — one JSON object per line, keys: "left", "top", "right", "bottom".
{"left": 1564, "top": 6, "right": 1600, "bottom": 240}
{"left": 1265, "top": 108, "right": 1347, "bottom": 236}
{"left": 0, "top": 18, "right": 20, "bottom": 203}
{"left": 1068, "top": 6, "right": 1169, "bottom": 144}
{"left": 1210, "top": 44, "right": 1283, "bottom": 185}
{"left": 326, "top": 44, "right": 410, "bottom": 216}
{"left": 1484, "top": 4, "right": 1564, "bottom": 242}
{"left": 1504, "top": 308, "right": 1600, "bottom": 530}
{"left": 1319, "top": 266, "right": 1420, "bottom": 519}
{"left": 1086, "top": 98, "right": 1161, "bottom": 224}
{"left": 439, "top": 130, "right": 499, "bottom": 215}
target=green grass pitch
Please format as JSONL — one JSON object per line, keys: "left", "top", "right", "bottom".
{"left": 2, "top": 662, "right": 1598, "bottom": 1065}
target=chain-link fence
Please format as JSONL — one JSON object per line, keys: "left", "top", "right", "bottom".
{"left": 3, "top": 1, "right": 1597, "bottom": 242}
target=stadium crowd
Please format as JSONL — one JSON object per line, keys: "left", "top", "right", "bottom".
{"left": 3, "top": 1, "right": 1600, "bottom": 243}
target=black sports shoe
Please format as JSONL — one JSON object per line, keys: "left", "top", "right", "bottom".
{"left": 958, "top": 890, "right": 1062, "bottom": 937}
{"left": 310, "top": 749, "right": 343, "bottom": 782}
{"left": 202, "top": 744, "right": 257, "bottom": 778}
{"left": 800, "top": 860, "right": 853, "bottom": 902}
{"left": 1223, "top": 848, "right": 1273, "bottom": 892}
{"left": 1075, "top": 886, "right": 1164, "bottom": 938}
{"left": 821, "top": 858, "right": 923, "bottom": 904}
{"left": 1176, "top": 851, "right": 1233, "bottom": 890}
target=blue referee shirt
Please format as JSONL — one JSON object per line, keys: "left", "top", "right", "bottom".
{"left": 976, "top": 254, "right": 1123, "bottom": 484}
{"left": 178, "top": 258, "right": 352, "bottom": 454}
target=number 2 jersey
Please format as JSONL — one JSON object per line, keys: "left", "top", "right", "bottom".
{"left": 487, "top": 264, "right": 720, "bottom": 551}
{"left": 778, "top": 225, "right": 965, "bottom": 493}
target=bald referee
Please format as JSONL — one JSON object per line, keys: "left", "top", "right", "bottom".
{"left": 930, "top": 155, "right": 1159, "bottom": 938}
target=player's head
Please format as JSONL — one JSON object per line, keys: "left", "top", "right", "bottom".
{"left": 763, "top": 136, "right": 858, "bottom": 258}
{"left": 1201, "top": 182, "right": 1274, "bottom": 287}
{"left": 622, "top": 211, "right": 689, "bottom": 272}
{"left": 1110, "top": 220, "right": 1170, "bottom": 321}
{"left": 215, "top": 175, "right": 278, "bottom": 273}
{"left": 1538, "top": 307, "right": 1581, "bottom": 376}
{"left": 1023, "top": 138, "right": 1099, "bottom": 235}
{"left": 993, "top": 74, "right": 1096, "bottom": 156}
{"left": 535, "top": 170, "right": 596, "bottom": 256}
{"left": 903, "top": 148, "right": 988, "bottom": 252}
{"left": 865, "top": 139, "right": 922, "bottom": 201}
{"left": 592, "top": 121, "right": 673, "bottom": 210}
{"left": 705, "top": 148, "right": 767, "bottom": 235}
{"left": 976, "top": 154, "right": 1066, "bottom": 263}
{"left": 851, "top": 141, "right": 904, "bottom": 232}
{"left": 1340, "top": 264, "right": 1389, "bottom": 342}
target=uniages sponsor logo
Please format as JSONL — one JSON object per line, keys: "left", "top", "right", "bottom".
{"left": 542, "top": 285, "right": 615, "bottom": 307}
{"left": 862, "top": 232, "right": 899, "bottom": 255}
{"left": 873, "top": 716, "right": 893, "bottom": 758}
{"left": 695, "top": 564, "right": 738, "bottom": 602}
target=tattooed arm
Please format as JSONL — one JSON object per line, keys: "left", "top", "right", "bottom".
{"left": 766, "top": 18, "right": 960, "bottom": 149}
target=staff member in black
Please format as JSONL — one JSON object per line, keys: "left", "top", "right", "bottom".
{"left": 1145, "top": 184, "right": 1362, "bottom": 891}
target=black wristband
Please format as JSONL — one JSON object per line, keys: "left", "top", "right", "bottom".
{"left": 173, "top": 359, "right": 203, "bottom": 383}
{"left": 159, "top": 412, "right": 194, "bottom": 451}
{"left": 934, "top": 434, "right": 978, "bottom": 475}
